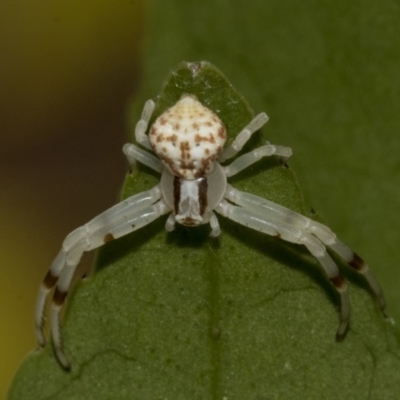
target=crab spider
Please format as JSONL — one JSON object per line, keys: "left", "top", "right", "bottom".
{"left": 35, "top": 94, "right": 386, "bottom": 370}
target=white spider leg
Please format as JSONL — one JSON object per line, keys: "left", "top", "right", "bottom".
{"left": 135, "top": 99, "right": 155, "bottom": 150}
{"left": 224, "top": 185, "right": 386, "bottom": 313}
{"left": 218, "top": 113, "right": 269, "bottom": 163}
{"left": 215, "top": 199, "right": 350, "bottom": 338}
{"left": 35, "top": 185, "right": 163, "bottom": 343}
{"left": 35, "top": 186, "right": 163, "bottom": 353}
{"left": 223, "top": 144, "right": 293, "bottom": 178}
{"left": 329, "top": 240, "right": 386, "bottom": 313}
{"left": 35, "top": 185, "right": 161, "bottom": 346}
{"left": 122, "top": 143, "right": 163, "bottom": 173}
{"left": 165, "top": 213, "right": 176, "bottom": 232}
{"left": 50, "top": 198, "right": 171, "bottom": 369}
{"left": 209, "top": 211, "right": 221, "bottom": 237}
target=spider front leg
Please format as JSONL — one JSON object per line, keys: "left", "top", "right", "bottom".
{"left": 218, "top": 112, "right": 269, "bottom": 162}
{"left": 36, "top": 186, "right": 170, "bottom": 369}
{"left": 209, "top": 212, "right": 221, "bottom": 237}
{"left": 122, "top": 143, "right": 163, "bottom": 173}
{"left": 215, "top": 199, "right": 350, "bottom": 339}
{"left": 222, "top": 144, "right": 293, "bottom": 178}
{"left": 224, "top": 185, "right": 386, "bottom": 314}
{"left": 135, "top": 99, "right": 155, "bottom": 150}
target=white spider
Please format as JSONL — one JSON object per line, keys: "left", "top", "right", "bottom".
{"left": 35, "top": 94, "right": 386, "bottom": 370}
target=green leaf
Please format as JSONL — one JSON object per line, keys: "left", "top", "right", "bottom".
{"left": 8, "top": 60, "right": 300, "bottom": 398}
{"left": 139, "top": 0, "right": 400, "bottom": 331}
{"left": 9, "top": 0, "right": 400, "bottom": 398}
{"left": 8, "top": 61, "right": 400, "bottom": 400}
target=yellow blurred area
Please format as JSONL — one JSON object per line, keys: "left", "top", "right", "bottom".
{"left": 0, "top": 0, "right": 148, "bottom": 396}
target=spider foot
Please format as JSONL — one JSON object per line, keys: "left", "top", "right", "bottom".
{"left": 165, "top": 214, "right": 176, "bottom": 232}
{"left": 209, "top": 227, "right": 221, "bottom": 238}
{"left": 335, "top": 314, "right": 349, "bottom": 341}
{"left": 35, "top": 321, "right": 47, "bottom": 348}
{"left": 54, "top": 345, "right": 71, "bottom": 372}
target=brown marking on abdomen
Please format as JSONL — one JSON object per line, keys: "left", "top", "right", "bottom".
{"left": 179, "top": 141, "right": 190, "bottom": 159}
{"left": 156, "top": 133, "right": 165, "bottom": 143}
{"left": 180, "top": 160, "right": 195, "bottom": 170}
{"left": 195, "top": 133, "right": 210, "bottom": 142}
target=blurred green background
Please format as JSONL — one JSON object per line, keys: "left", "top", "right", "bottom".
{"left": 0, "top": 1, "right": 147, "bottom": 397}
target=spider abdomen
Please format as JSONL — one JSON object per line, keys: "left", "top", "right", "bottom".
{"left": 149, "top": 94, "right": 227, "bottom": 179}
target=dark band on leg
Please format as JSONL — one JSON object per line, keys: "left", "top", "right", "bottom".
{"left": 53, "top": 288, "right": 68, "bottom": 306}
{"left": 330, "top": 275, "right": 346, "bottom": 290}
{"left": 330, "top": 274, "right": 349, "bottom": 341}
{"left": 103, "top": 233, "right": 115, "bottom": 243}
{"left": 43, "top": 270, "right": 58, "bottom": 289}
{"left": 348, "top": 252, "right": 365, "bottom": 271}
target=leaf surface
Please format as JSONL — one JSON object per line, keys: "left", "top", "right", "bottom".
{"left": 9, "top": 0, "right": 400, "bottom": 398}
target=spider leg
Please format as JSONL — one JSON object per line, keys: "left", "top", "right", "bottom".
{"left": 224, "top": 185, "right": 386, "bottom": 313}
{"left": 122, "top": 143, "right": 163, "bottom": 173}
{"left": 215, "top": 199, "right": 350, "bottom": 339}
{"left": 329, "top": 240, "right": 387, "bottom": 314}
{"left": 222, "top": 144, "right": 292, "bottom": 178}
{"left": 218, "top": 113, "right": 269, "bottom": 162}
{"left": 35, "top": 185, "right": 168, "bottom": 369}
{"left": 209, "top": 211, "right": 221, "bottom": 237}
{"left": 135, "top": 99, "right": 155, "bottom": 150}
{"left": 165, "top": 213, "right": 176, "bottom": 232}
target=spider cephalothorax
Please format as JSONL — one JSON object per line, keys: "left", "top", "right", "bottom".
{"left": 35, "top": 94, "right": 386, "bottom": 370}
